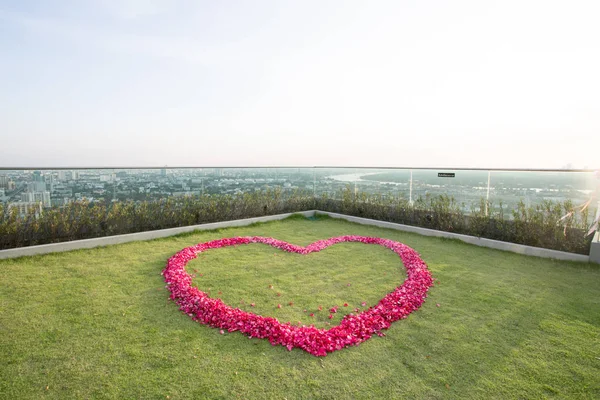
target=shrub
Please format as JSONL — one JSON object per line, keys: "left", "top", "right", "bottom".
{"left": 314, "top": 187, "right": 592, "bottom": 254}
{"left": 0, "top": 189, "right": 315, "bottom": 249}
{"left": 0, "top": 187, "right": 593, "bottom": 254}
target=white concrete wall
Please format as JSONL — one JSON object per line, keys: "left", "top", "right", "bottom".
{"left": 589, "top": 231, "right": 600, "bottom": 264}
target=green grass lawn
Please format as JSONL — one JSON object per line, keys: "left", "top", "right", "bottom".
{"left": 1, "top": 215, "right": 599, "bottom": 399}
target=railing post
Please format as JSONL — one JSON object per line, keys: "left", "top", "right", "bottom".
{"left": 485, "top": 171, "right": 491, "bottom": 215}
{"left": 409, "top": 169, "right": 413, "bottom": 205}
{"left": 589, "top": 206, "right": 600, "bottom": 263}
{"left": 312, "top": 168, "right": 316, "bottom": 199}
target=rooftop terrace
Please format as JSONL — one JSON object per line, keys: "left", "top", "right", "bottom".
{"left": 1, "top": 215, "right": 598, "bottom": 398}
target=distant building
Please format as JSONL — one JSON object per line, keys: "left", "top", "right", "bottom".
{"left": 52, "top": 185, "right": 73, "bottom": 197}
{"left": 32, "top": 170, "right": 44, "bottom": 184}
{"left": 21, "top": 192, "right": 34, "bottom": 202}
{"left": 37, "top": 192, "right": 51, "bottom": 207}
{"left": 51, "top": 197, "right": 72, "bottom": 207}
{"left": 100, "top": 174, "right": 116, "bottom": 182}
{"left": 27, "top": 181, "right": 46, "bottom": 192}
{"left": 8, "top": 201, "right": 43, "bottom": 217}
{"left": 0, "top": 176, "right": 16, "bottom": 190}
{"left": 161, "top": 169, "right": 167, "bottom": 176}
{"left": 71, "top": 171, "right": 80, "bottom": 180}
{"left": 45, "top": 175, "right": 55, "bottom": 191}
{"left": 57, "top": 170, "right": 70, "bottom": 181}
{"left": 21, "top": 191, "right": 51, "bottom": 207}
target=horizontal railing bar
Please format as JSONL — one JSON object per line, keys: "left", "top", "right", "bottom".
{"left": 0, "top": 166, "right": 596, "bottom": 172}
{"left": 317, "top": 166, "right": 597, "bottom": 172}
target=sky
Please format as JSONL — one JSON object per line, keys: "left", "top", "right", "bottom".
{"left": 1, "top": 0, "right": 599, "bottom": 169}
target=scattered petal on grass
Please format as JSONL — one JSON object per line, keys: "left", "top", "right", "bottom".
{"left": 343, "top": 303, "right": 349, "bottom": 307}
{"left": 361, "top": 302, "right": 367, "bottom": 307}
{"left": 436, "top": 304, "right": 440, "bottom": 307}
{"left": 328, "top": 314, "right": 334, "bottom": 319}
{"left": 219, "top": 330, "right": 224, "bottom": 335}
{"left": 277, "top": 304, "right": 282, "bottom": 309}
{"left": 309, "top": 313, "right": 314, "bottom": 317}
{"left": 251, "top": 303, "right": 255, "bottom": 307}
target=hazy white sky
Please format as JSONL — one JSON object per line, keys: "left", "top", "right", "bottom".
{"left": 1, "top": 0, "right": 599, "bottom": 168}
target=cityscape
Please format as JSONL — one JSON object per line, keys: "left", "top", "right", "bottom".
{"left": 1, "top": 168, "right": 597, "bottom": 218}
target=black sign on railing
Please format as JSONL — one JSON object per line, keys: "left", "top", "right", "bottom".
{"left": 438, "top": 172, "right": 455, "bottom": 178}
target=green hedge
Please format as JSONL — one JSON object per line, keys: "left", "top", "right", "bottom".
{"left": 0, "top": 189, "right": 314, "bottom": 249}
{"left": 0, "top": 187, "right": 593, "bottom": 254}
{"left": 315, "top": 188, "right": 592, "bottom": 255}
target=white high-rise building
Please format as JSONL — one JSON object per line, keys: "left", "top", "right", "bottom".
{"left": 35, "top": 191, "right": 51, "bottom": 208}
{"left": 21, "top": 191, "right": 51, "bottom": 207}
{"left": 8, "top": 202, "right": 43, "bottom": 217}
{"left": 21, "top": 192, "right": 34, "bottom": 202}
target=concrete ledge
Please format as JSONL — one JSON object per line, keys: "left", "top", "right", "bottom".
{"left": 0, "top": 210, "right": 317, "bottom": 259}
{"left": 317, "top": 211, "right": 591, "bottom": 263}
{"left": 589, "top": 232, "right": 600, "bottom": 264}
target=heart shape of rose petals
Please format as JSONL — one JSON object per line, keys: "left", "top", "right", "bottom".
{"left": 163, "top": 236, "right": 433, "bottom": 356}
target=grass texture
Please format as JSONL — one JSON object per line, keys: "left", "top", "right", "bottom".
{"left": 1, "top": 215, "right": 599, "bottom": 399}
